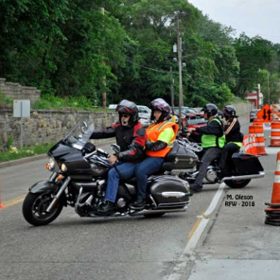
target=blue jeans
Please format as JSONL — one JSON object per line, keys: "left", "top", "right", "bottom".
{"left": 135, "top": 157, "right": 164, "bottom": 201}
{"left": 105, "top": 162, "right": 137, "bottom": 203}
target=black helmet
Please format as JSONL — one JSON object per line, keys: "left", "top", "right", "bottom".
{"left": 223, "top": 105, "right": 237, "bottom": 119}
{"left": 116, "top": 99, "right": 139, "bottom": 124}
{"left": 150, "top": 98, "right": 171, "bottom": 122}
{"left": 202, "top": 103, "right": 218, "bottom": 118}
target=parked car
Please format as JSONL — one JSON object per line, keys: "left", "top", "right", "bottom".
{"left": 184, "top": 114, "right": 207, "bottom": 132}
{"left": 137, "top": 105, "right": 151, "bottom": 127}
{"left": 173, "top": 106, "right": 197, "bottom": 118}
{"left": 249, "top": 108, "right": 260, "bottom": 122}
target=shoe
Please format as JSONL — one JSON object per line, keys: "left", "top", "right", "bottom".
{"left": 130, "top": 198, "right": 146, "bottom": 210}
{"left": 97, "top": 201, "right": 115, "bottom": 215}
{"left": 189, "top": 183, "right": 202, "bottom": 193}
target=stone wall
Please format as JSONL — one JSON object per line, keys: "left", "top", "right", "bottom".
{"left": 0, "top": 78, "right": 40, "bottom": 105}
{"left": 0, "top": 99, "right": 251, "bottom": 150}
{"left": 0, "top": 109, "right": 117, "bottom": 149}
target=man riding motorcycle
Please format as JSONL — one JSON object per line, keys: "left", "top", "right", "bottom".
{"left": 90, "top": 99, "right": 146, "bottom": 215}
{"left": 219, "top": 105, "right": 243, "bottom": 178}
{"left": 188, "top": 103, "right": 225, "bottom": 193}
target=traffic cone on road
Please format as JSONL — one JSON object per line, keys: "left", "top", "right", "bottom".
{"left": 249, "top": 123, "right": 267, "bottom": 155}
{"left": 243, "top": 134, "right": 258, "bottom": 155}
{"left": 264, "top": 152, "right": 280, "bottom": 225}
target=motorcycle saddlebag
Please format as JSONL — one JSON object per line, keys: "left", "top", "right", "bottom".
{"left": 231, "top": 153, "right": 264, "bottom": 175}
{"left": 163, "top": 141, "right": 198, "bottom": 171}
{"left": 149, "top": 175, "right": 190, "bottom": 208}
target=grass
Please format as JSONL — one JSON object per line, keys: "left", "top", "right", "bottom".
{"left": 0, "top": 143, "right": 53, "bottom": 162}
{"left": 33, "top": 94, "right": 103, "bottom": 111}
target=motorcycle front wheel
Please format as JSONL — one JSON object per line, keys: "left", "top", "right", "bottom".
{"left": 22, "top": 192, "right": 63, "bottom": 226}
{"left": 224, "top": 179, "right": 250, "bottom": 188}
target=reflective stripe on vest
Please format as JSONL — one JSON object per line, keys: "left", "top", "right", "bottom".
{"left": 146, "top": 120, "right": 179, "bottom": 157}
{"left": 228, "top": 141, "right": 243, "bottom": 148}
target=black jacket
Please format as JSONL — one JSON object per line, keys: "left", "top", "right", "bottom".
{"left": 224, "top": 117, "right": 243, "bottom": 143}
{"left": 90, "top": 121, "right": 146, "bottom": 162}
{"left": 197, "top": 117, "right": 224, "bottom": 137}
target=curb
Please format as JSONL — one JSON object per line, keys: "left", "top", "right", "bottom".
{"left": 0, "top": 138, "right": 115, "bottom": 169}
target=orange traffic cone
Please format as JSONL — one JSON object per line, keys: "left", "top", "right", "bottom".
{"left": 270, "top": 121, "right": 280, "bottom": 147}
{"left": 249, "top": 123, "right": 267, "bottom": 155}
{"left": 264, "top": 152, "right": 280, "bottom": 225}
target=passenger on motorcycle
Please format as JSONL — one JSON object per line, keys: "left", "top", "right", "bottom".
{"left": 219, "top": 105, "right": 243, "bottom": 177}
{"left": 90, "top": 99, "right": 146, "bottom": 215}
{"left": 188, "top": 103, "right": 225, "bottom": 193}
{"left": 130, "top": 98, "right": 179, "bottom": 210}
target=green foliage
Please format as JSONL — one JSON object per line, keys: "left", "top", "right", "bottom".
{"left": 0, "top": 91, "right": 12, "bottom": 106}
{"left": 0, "top": 143, "right": 53, "bottom": 162}
{"left": 0, "top": 0, "right": 279, "bottom": 108}
{"left": 33, "top": 94, "right": 96, "bottom": 110}
{"left": 234, "top": 34, "right": 275, "bottom": 97}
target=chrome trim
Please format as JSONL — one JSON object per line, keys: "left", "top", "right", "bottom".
{"left": 46, "top": 177, "right": 71, "bottom": 212}
{"left": 221, "top": 171, "right": 265, "bottom": 182}
{"left": 157, "top": 202, "right": 188, "bottom": 208}
{"left": 49, "top": 172, "right": 57, "bottom": 181}
{"left": 161, "top": 191, "right": 187, "bottom": 198}
{"left": 132, "top": 206, "right": 187, "bottom": 216}
{"left": 149, "top": 194, "right": 157, "bottom": 207}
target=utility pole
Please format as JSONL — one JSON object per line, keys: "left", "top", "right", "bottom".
{"left": 267, "top": 72, "right": 271, "bottom": 104}
{"left": 176, "top": 15, "right": 184, "bottom": 128}
{"left": 257, "top": 83, "right": 261, "bottom": 109}
{"left": 170, "top": 66, "right": 175, "bottom": 111}
{"left": 100, "top": 7, "right": 107, "bottom": 110}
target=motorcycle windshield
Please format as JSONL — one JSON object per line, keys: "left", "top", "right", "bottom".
{"left": 62, "top": 120, "right": 95, "bottom": 150}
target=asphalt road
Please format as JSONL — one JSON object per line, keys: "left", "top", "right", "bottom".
{"left": 1, "top": 118, "right": 279, "bottom": 280}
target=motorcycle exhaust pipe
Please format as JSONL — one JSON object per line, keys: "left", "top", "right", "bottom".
{"left": 131, "top": 206, "right": 188, "bottom": 216}
{"left": 221, "top": 171, "right": 265, "bottom": 182}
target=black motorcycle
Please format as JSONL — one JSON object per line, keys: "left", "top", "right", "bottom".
{"left": 178, "top": 138, "right": 265, "bottom": 188}
{"left": 22, "top": 121, "right": 195, "bottom": 226}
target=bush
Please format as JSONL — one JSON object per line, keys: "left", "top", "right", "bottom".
{"left": 33, "top": 94, "right": 96, "bottom": 110}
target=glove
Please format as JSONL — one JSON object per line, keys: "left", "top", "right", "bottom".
{"left": 145, "top": 141, "right": 154, "bottom": 150}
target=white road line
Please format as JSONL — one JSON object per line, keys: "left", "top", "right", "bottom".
{"left": 166, "top": 183, "right": 226, "bottom": 280}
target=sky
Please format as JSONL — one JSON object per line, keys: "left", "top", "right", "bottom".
{"left": 188, "top": 0, "right": 280, "bottom": 44}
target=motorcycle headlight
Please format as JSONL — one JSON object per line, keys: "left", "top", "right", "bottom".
{"left": 61, "top": 163, "right": 68, "bottom": 172}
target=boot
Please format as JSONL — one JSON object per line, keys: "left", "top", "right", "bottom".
{"left": 97, "top": 201, "right": 115, "bottom": 215}
{"left": 130, "top": 198, "right": 146, "bottom": 210}
{"left": 189, "top": 183, "right": 203, "bottom": 194}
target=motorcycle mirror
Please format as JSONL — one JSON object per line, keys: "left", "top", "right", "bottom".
{"left": 81, "top": 121, "right": 88, "bottom": 133}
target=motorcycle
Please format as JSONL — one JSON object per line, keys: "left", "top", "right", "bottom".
{"left": 178, "top": 138, "right": 265, "bottom": 188}
{"left": 22, "top": 121, "right": 195, "bottom": 226}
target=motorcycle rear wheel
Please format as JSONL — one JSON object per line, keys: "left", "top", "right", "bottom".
{"left": 22, "top": 192, "right": 63, "bottom": 226}
{"left": 224, "top": 179, "right": 250, "bottom": 188}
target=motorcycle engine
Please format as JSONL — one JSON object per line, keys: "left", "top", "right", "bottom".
{"left": 204, "top": 166, "right": 218, "bottom": 183}
{"left": 116, "top": 197, "right": 127, "bottom": 209}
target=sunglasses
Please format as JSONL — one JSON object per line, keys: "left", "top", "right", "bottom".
{"left": 120, "top": 114, "right": 130, "bottom": 118}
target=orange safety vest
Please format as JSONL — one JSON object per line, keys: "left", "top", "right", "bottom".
{"left": 146, "top": 120, "right": 179, "bottom": 157}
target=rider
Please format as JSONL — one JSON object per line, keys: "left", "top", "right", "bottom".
{"left": 90, "top": 99, "right": 146, "bottom": 215}
{"left": 219, "top": 105, "right": 243, "bottom": 177}
{"left": 188, "top": 103, "right": 225, "bottom": 193}
{"left": 130, "top": 98, "right": 179, "bottom": 210}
